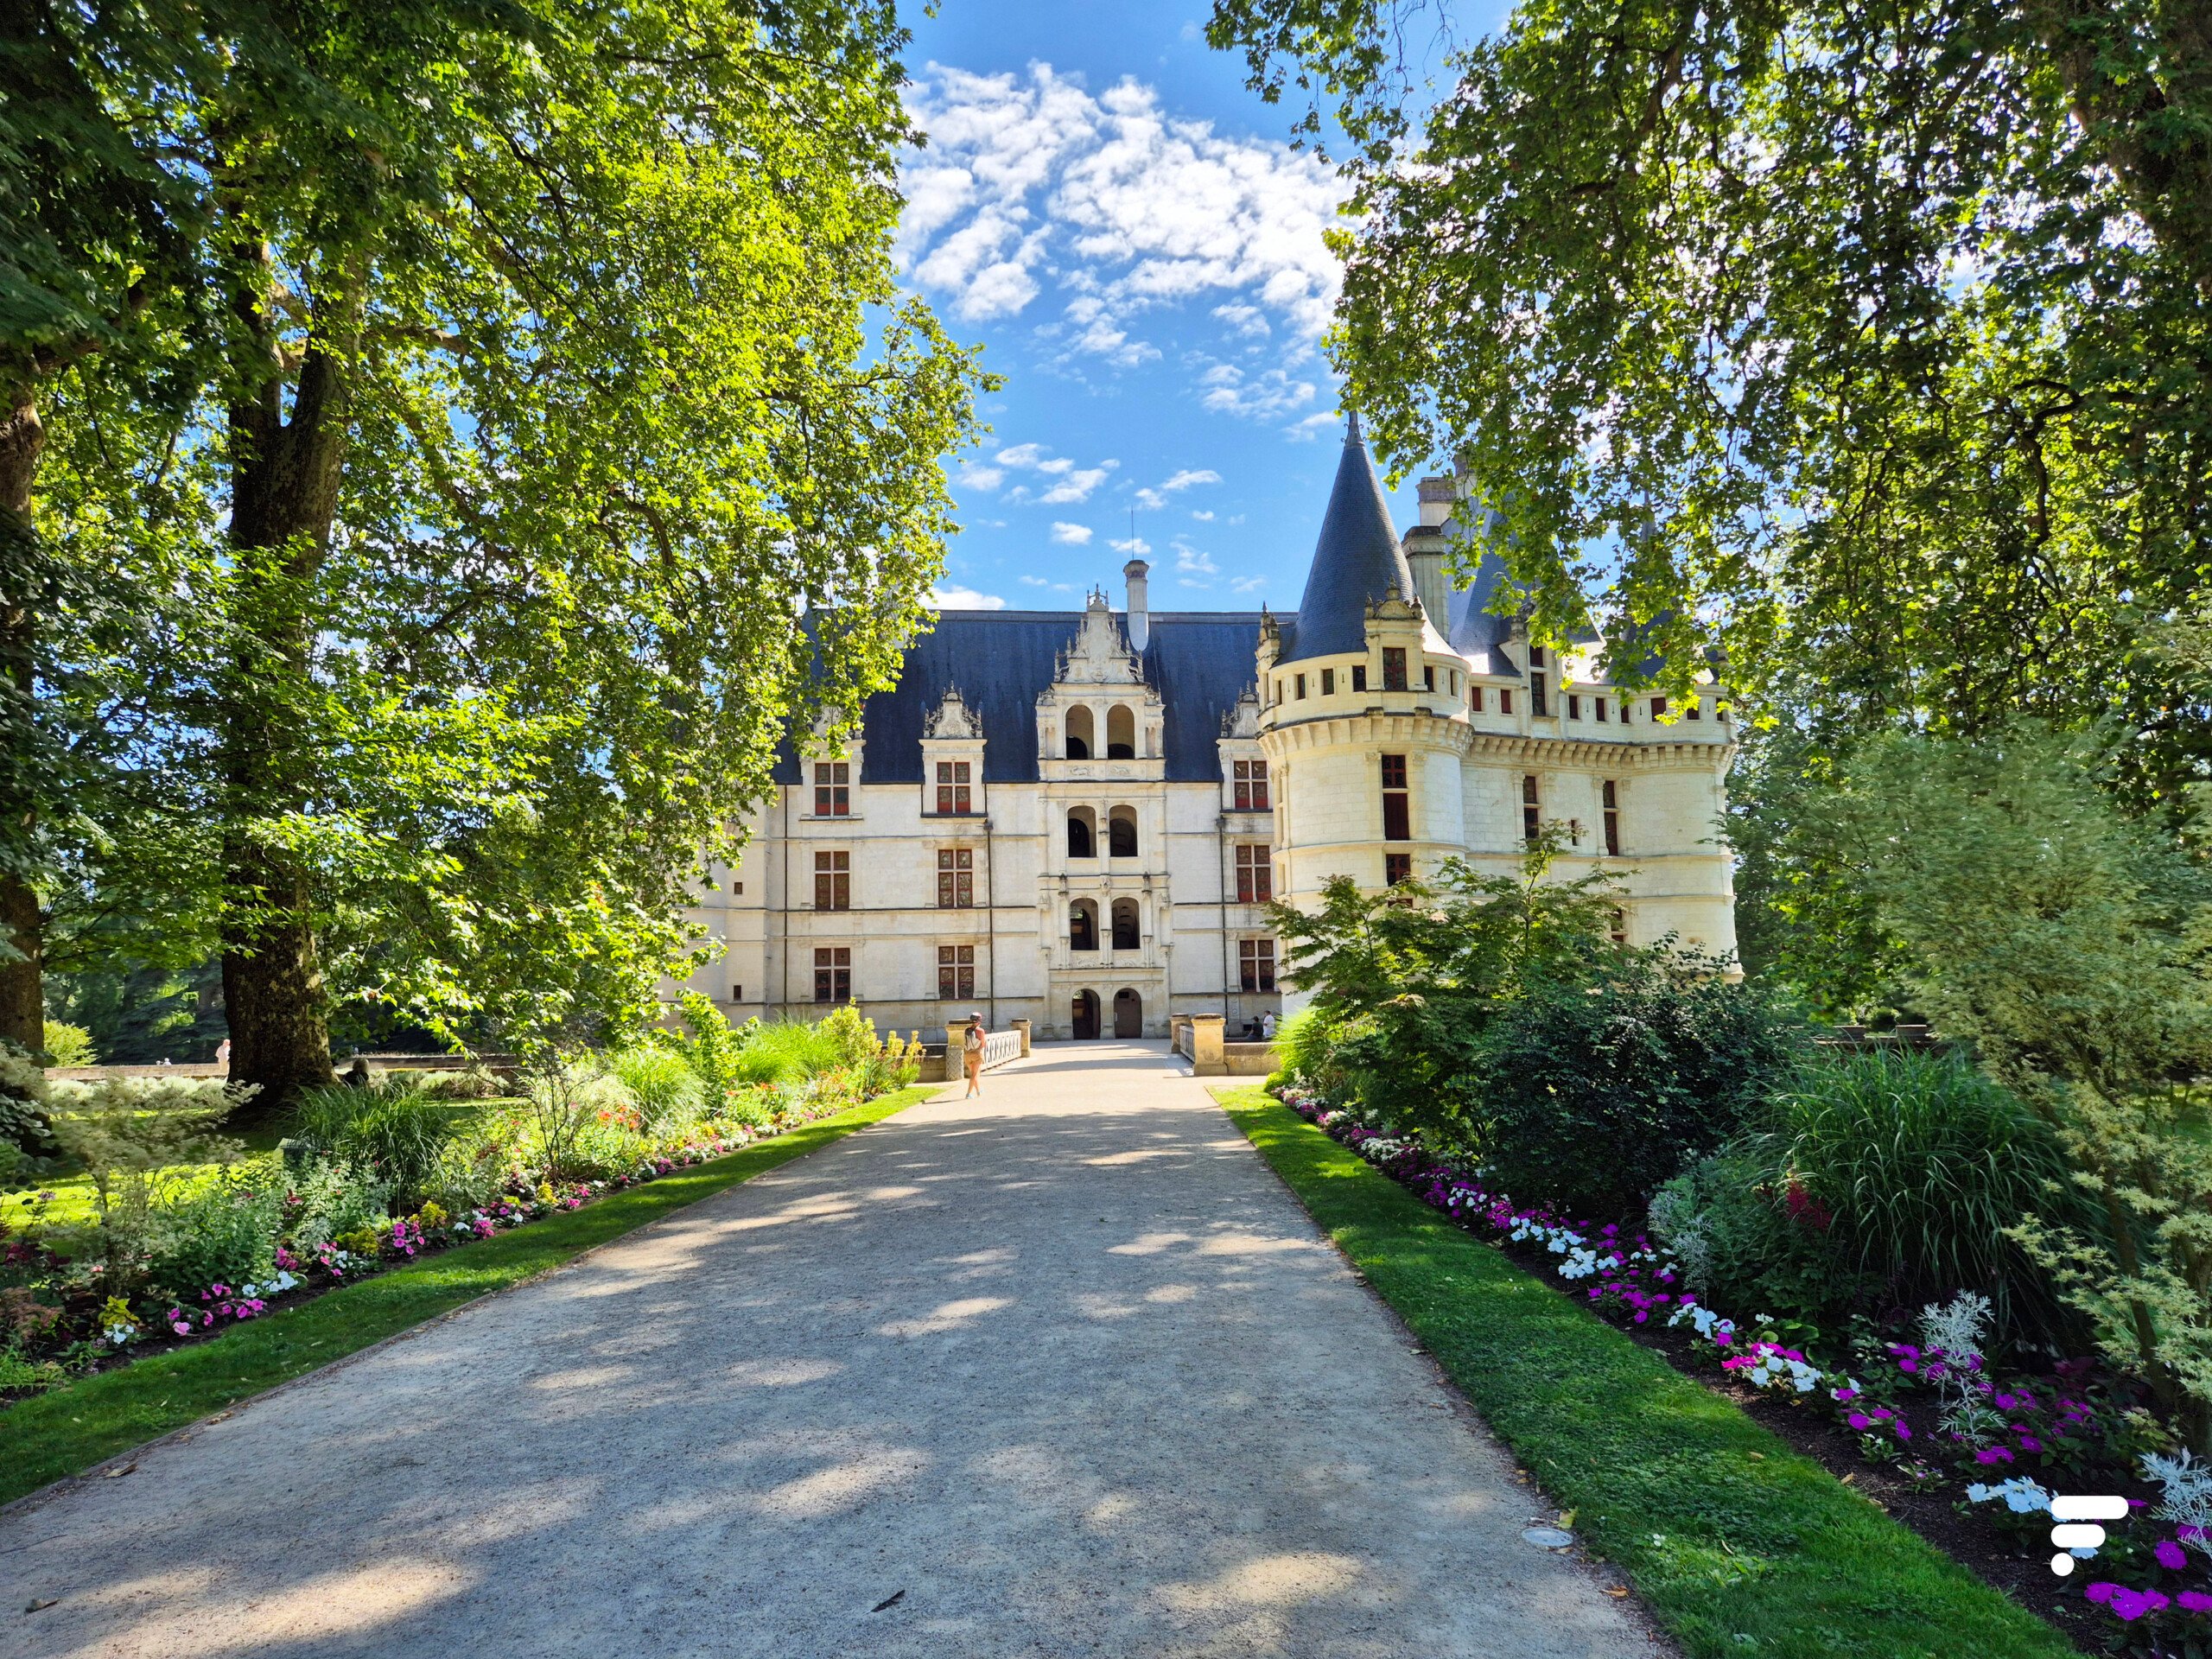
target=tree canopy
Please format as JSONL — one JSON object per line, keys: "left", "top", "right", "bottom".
{"left": 9, "top": 0, "right": 987, "bottom": 1103}
{"left": 1208, "top": 0, "right": 2211, "bottom": 780}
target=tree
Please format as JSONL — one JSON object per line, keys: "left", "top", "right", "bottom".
{"left": 1207, "top": 0, "right": 2212, "bottom": 792}
{"left": 29, "top": 0, "right": 986, "bottom": 1115}
{"left": 1266, "top": 828, "right": 1621, "bottom": 1136}
{"left": 0, "top": 1, "right": 219, "bottom": 1054}
{"left": 1827, "top": 723, "right": 2212, "bottom": 1450}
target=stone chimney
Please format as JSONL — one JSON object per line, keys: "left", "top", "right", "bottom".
{"left": 1123, "top": 557, "right": 1150, "bottom": 652}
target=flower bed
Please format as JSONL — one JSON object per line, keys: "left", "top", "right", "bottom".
{"left": 2, "top": 1091, "right": 863, "bottom": 1404}
{"left": 1278, "top": 1084, "right": 2211, "bottom": 1656}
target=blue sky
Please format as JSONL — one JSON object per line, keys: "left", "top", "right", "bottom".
{"left": 898, "top": 1, "right": 1497, "bottom": 614}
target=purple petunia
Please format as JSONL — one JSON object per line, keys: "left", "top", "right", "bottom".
{"left": 2156, "top": 1540, "right": 2189, "bottom": 1571}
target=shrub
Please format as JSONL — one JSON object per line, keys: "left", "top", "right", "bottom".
{"left": 607, "top": 1046, "right": 703, "bottom": 1132}
{"left": 150, "top": 1177, "right": 283, "bottom": 1295}
{"left": 664, "top": 992, "right": 748, "bottom": 1109}
{"left": 416, "top": 1065, "right": 504, "bottom": 1101}
{"left": 45, "top": 1077, "right": 249, "bottom": 1289}
{"left": 295, "top": 1079, "right": 460, "bottom": 1213}
{"left": 1466, "top": 952, "right": 1805, "bottom": 1217}
{"left": 284, "top": 1159, "right": 391, "bottom": 1251}
{"left": 736, "top": 1020, "right": 839, "bottom": 1085}
{"left": 817, "top": 1005, "right": 880, "bottom": 1071}
{"left": 41, "top": 1021, "right": 94, "bottom": 1067}
{"left": 1737, "top": 1049, "right": 2079, "bottom": 1341}
{"left": 1273, "top": 1006, "right": 1350, "bottom": 1100}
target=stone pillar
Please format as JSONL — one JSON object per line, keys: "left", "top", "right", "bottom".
{"left": 944, "top": 1023, "right": 966, "bottom": 1083}
{"left": 1190, "top": 1014, "right": 1226, "bottom": 1077}
{"left": 1011, "top": 1018, "right": 1031, "bottom": 1057}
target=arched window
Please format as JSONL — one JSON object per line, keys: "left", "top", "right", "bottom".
{"left": 1110, "top": 898, "right": 1140, "bottom": 950}
{"left": 1065, "top": 706, "right": 1093, "bottom": 760}
{"left": 1105, "top": 704, "right": 1136, "bottom": 759}
{"left": 1067, "top": 806, "right": 1096, "bottom": 859}
{"left": 1070, "top": 899, "right": 1098, "bottom": 951}
{"left": 1107, "top": 805, "right": 1138, "bottom": 858}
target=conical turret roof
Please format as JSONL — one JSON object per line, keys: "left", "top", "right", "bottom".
{"left": 1282, "top": 416, "right": 1418, "bottom": 664}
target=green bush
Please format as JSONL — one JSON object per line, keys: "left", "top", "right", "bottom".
{"left": 735, "top": 1020, "right": 839, "bottom": 1085}
{"left": 607, "top": 1046, "right": 703, "bottom": 1132}
{"left": 150, "top": 1177, "right": 282, "bottom": 1295}
{"left": 1273, "top": 1006, "right": 1351, "bottom": 1100}
{"left": 664, "top": 992, "right": 747, "bottom": 1108}
{"left": 1466, "top": 953, "right": 1805, "bottom": 1217}
{"left": 1731, "top": 1049, "right": 2080, "bottom": 1340}
{"left": 41, "top": 1020, "right": 95, "bottom": 1068}
{"left": 283, "top": 1159, "right": 391, "bottom": 1251}
{"left": 416, "top": 1065, "right": 504, "bottom": 1101}
{"left": 294, "top": 1080, "right": 460, "bottom": 1213}
{"left": 817, "top": 1004, "right": 880, "bottom": 1070}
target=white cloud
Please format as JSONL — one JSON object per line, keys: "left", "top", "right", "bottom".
{"left": 931, "top": 585, "right": 1007, "bottom": 610}
{"left": 1038, "top": 467, "right": 1110, "bottom": 505}
{"left": 1172, "top": 538, "right": 1219, "bottom": 581}
{"left": 1160, "top": 468, "right": 1222, "bottom": 492}
{"left": 1284, "top": 410, "right": 1341, "bottom": 442}
{"left": 1190, "top": 509, "right": 1216, "bottom": 522}
{"left": 1134, "top": 486, "right": 1167, "bottom": 511}
{"left": 1050, "top": 522, "right": 1093, "bottom": 544}
{"left": 1196, "top": 361, "right": 1317, "bottom": 421}
{"left": 1020, "top": 573, "right": 1077, "bottom": 592}
{"left": 902, "top": 64, "right": 1344, "bottom": 402}
{"left": 1109, "top": 535, "right": 1153, "bottom": 556}
{"left": 1231, "top": 575, "right": 1267, "bottom": 594}
{"left": 958, "top": 464, "right": 1006, "bottom": 491}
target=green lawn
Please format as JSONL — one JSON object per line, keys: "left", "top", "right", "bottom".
{"left": 0, "top": 1084, "right": 936, "bottom": 1506}
{"left": 1214, "top": 1088, "right": 2076, "bottom": 1659}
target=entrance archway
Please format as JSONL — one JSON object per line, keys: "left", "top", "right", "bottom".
{"left": 1113, "top": 987, "right": 1142, "bottom": 1038}
{"left": 1071, "top": 989, "right": 1102, "bottom": 1040}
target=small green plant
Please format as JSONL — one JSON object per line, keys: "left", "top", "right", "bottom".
{"left": 45, "top": 1077, "right": 249, "bottom": 1290}
{"left": 735, "top": 1020, "right": 840, "bottom": 1085}
{"left": 664, "top": 992, "right": 747, "bottom": 1107}
{"left": 1738, "top": 1049, "right": 2078, "bottom": 1341}
{"left": 817, "top": 1004, "right": 880, "bottom": 1070}
{"left": 150, "top": 1178, "right": 283, "bottom": 1297}
{"left": 284, "top": 1159, "right": 392, "bottom": 1252}
{"left": 416, "top": 1065, "right": 503, "bottom": 1101}
{"left": 0, "top": 1342, "right": 64, "bottom": 1395}
{"left": 295, "top": 1079, "right": 461, "bottom": 1213}
{"left": 607, "top": 1046, "right": 703, "bottom": 1132}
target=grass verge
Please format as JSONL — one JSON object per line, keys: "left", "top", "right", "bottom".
{"left": 0, "top": 1084, "right": 935, "bottom": 1508}
{"left": 1215, "top": 1087, "right": 2075, "bottom": 1659}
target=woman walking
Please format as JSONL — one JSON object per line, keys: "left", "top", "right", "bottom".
{"left": 963, "top": 1012, "right": 986, "bottom": 1098}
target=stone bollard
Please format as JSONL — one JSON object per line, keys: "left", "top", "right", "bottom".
{"left": 1190, "top": 1014, "right": 1226, "bottom": 1077}
{"left": 944, "top": 1024, "right": 966, "bottom": 1084}
{"left": 1011, "top": 1018, "right": 1031, "bottom": 1057}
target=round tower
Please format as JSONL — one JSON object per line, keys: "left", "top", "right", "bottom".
{"left": 1259, "top": 420, "right": 1473, "bottom": 1008}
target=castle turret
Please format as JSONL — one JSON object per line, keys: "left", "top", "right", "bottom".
{"left": 1259, "top": 422, "right": 1474, "bottom": 997}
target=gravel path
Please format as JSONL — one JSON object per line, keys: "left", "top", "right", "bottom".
{"left": 0, "top": 1041, "right": 1661, "bottom": 1658}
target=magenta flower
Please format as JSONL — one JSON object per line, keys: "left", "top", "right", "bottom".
{"left": 2156, "top": 1540, "right": 2189, "bottom": 1570}
{"left": 1847, "top": 1412, "right": 1872, "bottom": 1430}
{"left": 2179, "top": 1590, "right": 2212, "bottom": 1614}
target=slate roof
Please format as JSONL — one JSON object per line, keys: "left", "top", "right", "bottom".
{"left": 772, "top": 609, "right": 1262, "bottom": 786}
{"left": 1279, "top": 420, "right": 1418, "bottom": 665}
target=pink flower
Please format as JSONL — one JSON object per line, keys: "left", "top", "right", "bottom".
{"left": 171, "top": 1319, "right": 191, "bottom": 1335}
{"left": 1847, "top": 1412, "right": 1872, "bottom": 1430}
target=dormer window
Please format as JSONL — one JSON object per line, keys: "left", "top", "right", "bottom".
{"left": 1530, "top": 672, "right": 1548, "bottom": 716}
{"left": 814, "top": 762, "right": 849, "bottom": 817}
{"left": 1066, "top": 706, "right": 1093, "bottom": 759}
{"left": 1528, "top": 644, "right": 1547, "bottom": 668}
{"left": 1233, "top": 759, "right": 1269, "bottom": 810}
{"left": 934, "top": 760, "right": 970, "bottom": 815}
{"left": 1382, "top": 647, "right": 1408, "bottom": 691}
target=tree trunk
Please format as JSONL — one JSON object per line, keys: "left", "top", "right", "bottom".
{"left": 0, "top": 382, "right": 47, "bottom": 1056}
{"left": 216, "top": 264, "right": 359, "bottom": 1118}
